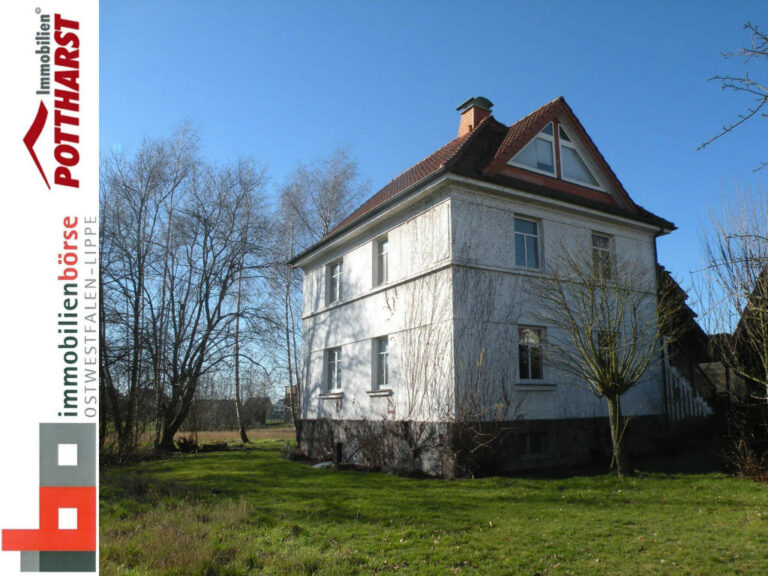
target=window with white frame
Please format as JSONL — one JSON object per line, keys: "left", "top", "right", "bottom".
{"left": 591, "top": 233, "right": 612, "bottom": 279}
{"left": 511, "top": 122, "right": 555, "bottom": 174}
{"left": 559, "top": 126, "right": 599, "bottom": 187}
{"left": 518, "top": 326, "right": 544, "bottom": 381}
{"left": 509, "top": 122, "right": 603, "bottom": 190}
{"left": 326, "top": 347, "right": 342, "bottom": 391}
{"left": 374, "top": 236, "right": 389, "bottom": 286}
{"left": 328, "top": 259, "right": 343, "bottom": 303}
{"left": 514, "top": 218, "right": 539, "bottom": 269}
{"left": 374, "top": 336, "right": 389, "bottom": 389}
{"left": 522, "top": 431, "right": 548, "bottom": 457}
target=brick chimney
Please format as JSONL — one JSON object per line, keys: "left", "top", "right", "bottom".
{"left": 456, "top": 96, "right": 493, "bottom": 137}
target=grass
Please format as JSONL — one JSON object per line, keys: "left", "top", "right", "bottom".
{"left": 101, "top": 438, "right": 768, "bottom": 575}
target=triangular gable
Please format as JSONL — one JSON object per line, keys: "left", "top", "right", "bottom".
{"left": 291, "top": 97, "right": 675, "bottom": 267}
{"left": 484, "top": 97, "right": 637, "bottom": 212}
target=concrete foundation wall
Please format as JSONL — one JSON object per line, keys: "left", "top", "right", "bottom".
{"left": 299, "top": 415, "right": 671, "bottom": 477}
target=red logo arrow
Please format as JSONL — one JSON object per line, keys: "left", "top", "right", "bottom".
{"left": 23, "top": 101, "right": 50, "bottom": 190}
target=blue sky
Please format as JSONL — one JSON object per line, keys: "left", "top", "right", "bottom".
{"left": 101, "top": 1, "right": 768, "bottom": 317}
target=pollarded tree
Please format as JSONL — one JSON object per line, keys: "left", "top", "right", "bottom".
{"left": 535, "top": 244, "right": 680, "bottom": 478}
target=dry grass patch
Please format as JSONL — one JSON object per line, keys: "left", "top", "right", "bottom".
{"left": 181, "top": 426, "right": 295, "bottom": 445}
{"left": 101, "top": 497, "right": 249, "bottom": 576}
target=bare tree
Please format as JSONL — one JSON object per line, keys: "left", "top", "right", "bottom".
{"left": 700, "top": 22, "right": 768, "bottom": 170}
{"left": 282, "top": 147, "right": 368, "bottom": 243}
{"left": 154, "top": 160, "right": 270, "bottom": 451}
{"left": 535, "top": 245, "right": 678, "bottom": 478}
{"left": 275, "top": 147, "right": 368, "bottom": 442}
{"left": 100, "top": 127, "right": 198, "bottom": 460}
{"left": 101, "top": 128, "right": 273, "bottom": 457}
{"left": 699, "top": 187, "right": 768, "bottom": 400}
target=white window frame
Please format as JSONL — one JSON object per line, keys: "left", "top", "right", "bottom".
{"left": 558, "top": 125, "right": 603, "bottom": 191}
{"left": 521, "top": 430, "right": 548, "bottom": 458}
{"left": 373, "top": 236, "right": 389, "bottom": 287}
{"left": 514, "top": 217, "right": 540, "bottom": 269}
{"left": 508, "top": 122, "right": 556, "bottom": 177}
{"left": 518, "top": 326, "right": 545, "bottom": 382}
{"left": 591, "top": 233, "right": 613, "bottom": 280}
{"left": 327, "top": 259, "right": 343, "bottom": 304}
{"left": 326, "top": 347, "right": 342, "bottom": 391}
{"left": 373, "top": 336, "right": 389, "bottom": 390}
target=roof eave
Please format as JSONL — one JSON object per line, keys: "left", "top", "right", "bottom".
{"left": 288, "top": 167, "right": 450, "bottom": 268}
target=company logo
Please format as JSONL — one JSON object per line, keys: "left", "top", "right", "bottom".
{"left": 2, "top": 423, "right": 96, "bottom": 573}
{"left": 24, "top": 12, "right": 81, "bottom": 190}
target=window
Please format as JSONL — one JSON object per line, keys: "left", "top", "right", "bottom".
{"left": 510, "top": 122, "right": 602, "bottom": 190}
{"left": 326, "top": 348, "right": 342, "bottom": 391}
{"left": 522, "top": 431, "right": 548, "bottom": 457}
{"left": 559, "top": 126, "right": 599, "bottom": 187}
{"left": 511, "top": 122, "right": 555, "bottom": 174}
{"left": 591, "top": 233, "right": 612, "bottom": 279}
{"left": 374, "top": 236, "right": 389, "bottom": 286}
{"left": 514, "top": 218, "right": 539, "bottom": 268}
{"left": 597, "top": 330, "right": 618, "bottom": 365}
{"left": 374, "top": 336, "right": 389, "bottom": 389}
{"left": 518, "top": 327, "right": 544, "bottom": 381}
{"left": 328, "top": 260, "right": 343, "bottom": 303}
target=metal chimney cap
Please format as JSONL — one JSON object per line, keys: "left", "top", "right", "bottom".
{"left": 456, "top": 96, "right": 494, "bottom": 112}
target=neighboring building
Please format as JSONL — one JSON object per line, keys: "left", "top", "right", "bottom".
{"left": 291, "top": 96, "right": 703, "bottom": 475}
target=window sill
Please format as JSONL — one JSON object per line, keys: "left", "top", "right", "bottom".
{"left": 366, "top": 388, "right": 393, "bottom": 397}
{"left": 515, "top": 383, "right": 556, "bottom": 392}
{"left": 319, "top": 391, "right": 344, "bottom": 400}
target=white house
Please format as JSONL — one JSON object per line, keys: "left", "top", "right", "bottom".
{"left": 291, "top": 96, "right": 700, "bottom": 476}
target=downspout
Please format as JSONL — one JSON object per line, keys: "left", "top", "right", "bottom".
{"left": 654, "top": 233, "right": 671, "bottom": 431}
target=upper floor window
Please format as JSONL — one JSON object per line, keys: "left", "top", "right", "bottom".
{"left": 514, "top": 218, "right": 539, "bottom": 269}
{"left": 559, "top": 126, "right": 599, "bottom": 187}
{"left": 374, "top": 336, "right": 389, "bottom": 389}
{"left": 512, "top": 122, "right": 555, "bottom": 174}
{"left": 518, "top": 326, "right": 544, "bottom": 381}
{"left": 328, "top": 259, "right": 343, "bottom": 304}
{"left": 327, "top": 347, "right": 342, "bottom": 391}
{"left": 591, "top": 233, "right": 612, "bottom": 279}
{"left": 597, "top": 330, "right": 618, "bottom": 364}
{"left": 374, "top": 236, "right": 389, "bottom": 286}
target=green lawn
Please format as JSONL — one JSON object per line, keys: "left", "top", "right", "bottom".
{"left": 101, "top": 440, "right": 768, "bottom": 575}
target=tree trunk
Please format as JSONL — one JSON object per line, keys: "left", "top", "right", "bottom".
{"left": 234, "top": 268, "right": 249, "bottom": 443}
{"left": 606, "top": 395, "right": 630, "bottom": 478}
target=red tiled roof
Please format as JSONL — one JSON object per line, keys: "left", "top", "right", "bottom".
{"left": 331, "top": 116, "right": 491, "bottom": 233}
{"left": 493, "top": 97, "right": 565, "bottom": 163}
{"left": 291, "top": 97, "right": 673, "bottom": 264}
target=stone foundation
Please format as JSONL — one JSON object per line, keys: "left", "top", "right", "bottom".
{"left": 299, "top": 415, "right": 673, "bottom": 477}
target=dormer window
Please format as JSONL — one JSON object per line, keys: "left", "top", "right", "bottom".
{"left": 512, "top": 122, "right": 555, "bottom": 175}
{"left": 509, "top": 122, "right": 602, "bottom": 190}
{"left": 559, "top": 126, "right": 598, "bottom": 187}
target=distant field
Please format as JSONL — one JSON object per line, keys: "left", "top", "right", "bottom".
{"left": 176, "top": 426, "right": 295, "bottom": 444}
{"left": 101, "top": 440, "right": 768, "bottom": 575}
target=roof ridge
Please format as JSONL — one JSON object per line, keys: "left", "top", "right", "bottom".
{"left": 511, "top": 96, "right": 565, "bottom": 127}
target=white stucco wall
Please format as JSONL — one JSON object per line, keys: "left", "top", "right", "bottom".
{"left": 297, "top": 178, "right": 667, "bottom": 424}
{"left": 449, "top": 190, "right": 664, "bottom": 421}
